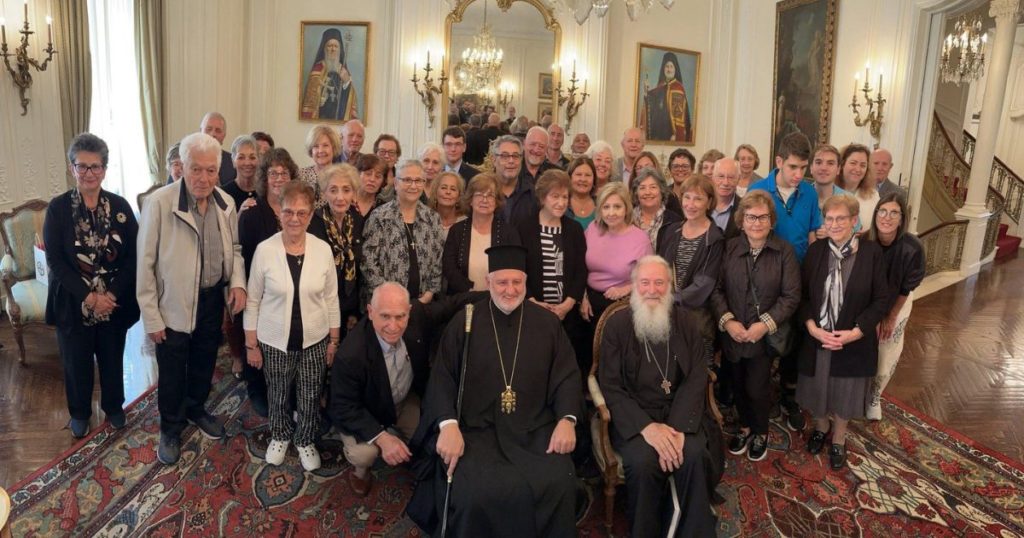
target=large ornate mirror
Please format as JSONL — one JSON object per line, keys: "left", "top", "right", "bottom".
{"left": 445, "top": 0, "right": 561, "bottom": 127}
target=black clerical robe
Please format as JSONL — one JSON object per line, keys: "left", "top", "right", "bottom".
{"left": 598, "top": 306, "right": 717, "bottom": 537}
{"left": 410, "top": 299, "right": 583, "bottom": 538}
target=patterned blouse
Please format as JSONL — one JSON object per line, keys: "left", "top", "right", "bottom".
{"left": 361, "top": 200, "right": 445, "bottom": 296}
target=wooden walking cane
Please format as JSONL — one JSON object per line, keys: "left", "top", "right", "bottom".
{"left": 440, "top": 303, "right": 473, "bottom": 537}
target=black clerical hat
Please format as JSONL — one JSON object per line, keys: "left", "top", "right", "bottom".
{"left": 486, "top": 244, "right": 527, "bottom": 273}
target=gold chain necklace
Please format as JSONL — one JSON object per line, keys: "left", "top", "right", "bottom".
{"left": 642, "top": 337, "right": 673, "bottom": 395}
{"left": 489, "top": 301, "right": 524, "bottom": 414}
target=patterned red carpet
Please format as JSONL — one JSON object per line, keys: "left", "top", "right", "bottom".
{"left": 8, "top": 357, "right": 1024, "bottom": 537}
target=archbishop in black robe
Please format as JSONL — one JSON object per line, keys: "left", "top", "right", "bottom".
{"left": 599, "top": 304, "right": 718, "bottom": 537}
{"left": 411, "top": 298, "right": 583, "bottom": 537}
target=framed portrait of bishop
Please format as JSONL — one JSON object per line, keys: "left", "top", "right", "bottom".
{"left": 634, "top": 43, "right": 700, "bottom": 146}
{"left": 299, "top": 21, "right": 370, "bottom": 124}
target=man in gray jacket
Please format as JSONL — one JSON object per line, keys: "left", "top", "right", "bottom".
{"left": 137, "top": 132, "right": 248, "bottom": 465}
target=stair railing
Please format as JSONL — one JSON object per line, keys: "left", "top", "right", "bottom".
{"left": 962, "top": 129, "right": 1024, "bottom": 223}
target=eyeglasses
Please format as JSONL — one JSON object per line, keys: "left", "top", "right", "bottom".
{"left": 73, "top": 163, "right": 106, "bottom": 175}
{"left": 376, "top": 149, "right": 398, "bottom": 157}
{"left": 400, "top": 177, "right": 427, "bottom": 186}
{"left": 267, "top": 170, "right": 291, "bottom": 179}
{"left": 824, "top": 215, "right": 852, "bottom": 224}
{"left": 497, "top": 152, "right": 522, "bottom": 161}
{"left": 876, "top": 208, "right": 902, "bottom": 219}
{"left": 743, "top": 214, "right": 771, "bottom": 224}
{"left": 281, "top": 209, "right": 311, "bottom": 219}
{"left": 472, "top": 191, "right": 496, "bottom": 200}
{"left": 669, "top": 164, "right": 692, "bottom": 172}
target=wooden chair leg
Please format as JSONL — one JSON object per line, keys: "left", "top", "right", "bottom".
{"left": 604, "top": 474, "right": 616, "bottom": 536}
{"left": 12, "top": 319, "right": 26, "bottom": 364}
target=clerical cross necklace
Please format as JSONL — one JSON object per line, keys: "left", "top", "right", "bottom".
{"left": 642, "top": 338, "right": 673, "bottom": 395}
{"left": 489, "top": 302, "right": 524, "bottom": 414}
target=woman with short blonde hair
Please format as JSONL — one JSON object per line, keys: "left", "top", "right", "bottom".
{"left": 299, "top": 125, "right": 342, "bottom": 198}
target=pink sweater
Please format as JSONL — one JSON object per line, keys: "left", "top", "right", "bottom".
{"left": 584, "top": 223, "right": 653, "bottom": 291}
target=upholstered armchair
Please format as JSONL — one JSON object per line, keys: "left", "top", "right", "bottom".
{"left": 588, "top": 299, "right": 723, "bottom": 535}
{"left": 0, "top": 199, "right": 50, "bottom": 363}
{"left": 136, "top": 183, "right": 163, "bottom": 214}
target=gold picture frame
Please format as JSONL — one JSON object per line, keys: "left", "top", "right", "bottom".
{"left": 298, "top": 21, "right": 371, "bottom": 125}
{"left": 770, "top": 0, "right": 837, "bottom": 155}
{"left": 538, "top": 73, "right": 553, "bottom": 99}
{"left": 633, "top": 42, "right": 701, "bottom": 146}
{"left": 537, "top": 100, "right": 552, "bottom": 121}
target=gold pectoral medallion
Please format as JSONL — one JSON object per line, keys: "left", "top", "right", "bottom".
{"left": 501, "top": 386, "right": 517, "bottom": 414}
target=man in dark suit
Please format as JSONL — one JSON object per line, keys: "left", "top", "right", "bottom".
{"left": 200, "top": 112, "right": 236, "bottom": 185}
{"left": 465, "top": 113, "right": 503, "bottom": 165}
{"left": 442, "top": 126, "right": 479, "bottom": 183}
{"left": 329, "top": 282, "right": 481, "bottom": 496}
{"left": 711, "top": 158, "right": 742, "bottom": 240}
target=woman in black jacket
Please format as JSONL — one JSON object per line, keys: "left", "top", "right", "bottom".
{"left": 711, "top": 191, "right": 800, "bottom": 461}
{"left": 442, "top": 172, "right": 520, "bottom": 293}
{"left": 656, "top": 175, "right": 724, "bottom": 366}
{"left": 797, "top": 194, "right": 893, "bottom": 470}
{"left": 517, "top": 169, "right": 589, "bottom": 370}
{"left": 307, "top": 163, "right": 362, "bottom": 337}
{"left": 44, "top": 133, "right": 140, "bottom": 438}
{"left": 866, "top": 191, "right": 925, "bottom": 420}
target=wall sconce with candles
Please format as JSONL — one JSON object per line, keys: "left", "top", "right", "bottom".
{"left": 1, "top": 1, "right": 58, "bottom": 116}
{"left": 555, "top": 59, "right": 588, "bottom": 131}
{"left": 850, "top": 63, "right": 885, "bottom": 147}
{"left": 411, "top": 51, "right": 448, "bottom": 128}
{"left": 497, "top": 81, "right": 513, "bottom": 113}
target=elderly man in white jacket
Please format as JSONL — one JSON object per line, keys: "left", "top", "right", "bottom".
{"left": 137, "top": 132, "right": 247, "bottom": 465}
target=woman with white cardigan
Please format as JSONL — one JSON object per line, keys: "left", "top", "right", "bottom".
{"left": 244, "top": 181, "right": 341, "bottom": 471}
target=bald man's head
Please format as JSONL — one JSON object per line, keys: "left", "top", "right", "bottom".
{"left": 870, "top": 148, "right": 893, "bottom": 183}
{"left": 621, "top": 127, "right": 645, "bottom": 161}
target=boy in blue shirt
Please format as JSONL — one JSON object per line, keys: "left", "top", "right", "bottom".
{"left": 748, "top": 132, "right": 817, "bottom": 431}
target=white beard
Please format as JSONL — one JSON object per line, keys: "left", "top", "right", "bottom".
{"left": 493, "top": 291, "right": 526, "bottom": 314}
{"left": 630, "top": 291, "right": 672, "bottom": 345}
{"left": 323, "top": 57, "right": 342, "bottom": 75}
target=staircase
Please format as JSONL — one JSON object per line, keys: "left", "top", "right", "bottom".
{"left": 997, "top": 224, "right": 1022, "bottom": 259}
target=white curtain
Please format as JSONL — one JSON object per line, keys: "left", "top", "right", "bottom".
{"left": 87, "top": 0, "right": 150, "bottom": 211}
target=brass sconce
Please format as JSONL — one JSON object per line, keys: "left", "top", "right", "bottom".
{"left": 850, "top": 64, "right": 885, "bottom": 147}
{"left": 497, "top": 83, "right": 513, "bottom": 113}
{"left": 411, "top": 51, "right": 448, "bottom": 128}
{"left": 1, "top": 2, "right": 58, "bottom": 116}
{"left": 555, "top": 60, "right": 588, "bottom": 131}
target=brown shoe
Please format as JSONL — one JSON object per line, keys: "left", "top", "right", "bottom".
{"left": 348, "top": 469, "right": 372, "bottom": 497}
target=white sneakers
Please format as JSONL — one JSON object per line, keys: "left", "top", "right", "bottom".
{"left": 265, "top": 439, "right": 321, "bottom": 471}
{"left": 266, "top": 439, "right": 289, "bottom": 466}
{"left": 297, "top": 444, "right": 321, "bottom": 471}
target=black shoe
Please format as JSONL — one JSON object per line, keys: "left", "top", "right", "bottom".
{"left": 69, "top": 418, "right": 89, "bottom": 439}
{"left": 806, "top": 430, "right": 828, "bottom": 455}
{"left": 747, "top": 434, "right": 768, "bottom": 462}
{"left": 189, "top": 413, "right": 225, "bottom": 440}
{"left": 728, "top": 430, "right": 753, "bottom": 455}
{"left": 829, "top": 443, "right": 847, "bottom": 470}
{"left": 158, "top": 433, "right": 181, "bottom": 465}
{"left": 250, "top": 397, "right": 269, "bottom": 418}
{"left": 109, "top": 412, "right": 127, "bottom": 430}
{"left": 783, "top": 400, "right": 806, "bottom": 431}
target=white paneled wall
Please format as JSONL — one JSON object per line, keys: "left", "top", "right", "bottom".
{"left": 0, "top": 0, "right": 68, "bottom": 211}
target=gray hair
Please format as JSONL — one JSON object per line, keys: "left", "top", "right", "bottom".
{"left": 587, "top": 140, "right": 614, "bottom": 160}
{"left": 179, "top": 132, "right": 223, "bottom": 168}
{"left": 370, "top": 281, "right": 411, "bottom": 309}
{"left": 200, "top": 111, "right": 226, "bottom": 129}
{"left": 631, "top": 167, "right": 673, "bottom": 209}
{"left": 490, "top": 134, "right": 523, "bottom": 156}
{"left": 165, "top": 142, "right": 181, "bottom": 166}
{"left": 341, "top": 119, "right": 365, "bottom": 135}
{"left": 67, "top": 133, "right": 109, "bottom": 167}
{"left": 526, "top": 125, "right": 549, "bottom": 143}
{"left": 230, "top": 135, "right": 258, "bottom": 158}
{"left": 417, "top": 142, "right": 443, "bottom": 161}
{"left": 630, "top": 254, "right": 672, "bottom": 283}
{"left": 396, "top": 158, "right": 424, "bottom": 178}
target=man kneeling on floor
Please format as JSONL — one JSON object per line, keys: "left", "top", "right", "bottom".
{"left": 598, "top": 255, "right": 716, "bottom": 536}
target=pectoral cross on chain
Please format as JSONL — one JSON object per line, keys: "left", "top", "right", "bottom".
{"left": 501, "top": 386, "right": 517, "bottom": 414}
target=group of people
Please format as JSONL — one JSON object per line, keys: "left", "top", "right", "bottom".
{"left": 43, "top": 106, "right": 923, "bottom": 535}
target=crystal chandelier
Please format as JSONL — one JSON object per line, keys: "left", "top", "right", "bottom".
{"left": 549, "top": 0, "right": 676, "bottom": 25}
{"left": 940, "top": 15, "right": 988, "bottom": 85}
{"left": 453, "top": 0, "right": 504, "bottom": 96}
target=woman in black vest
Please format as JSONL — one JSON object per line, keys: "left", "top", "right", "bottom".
{"left": 442, "top": 172, "right": 520, "bottom": 293}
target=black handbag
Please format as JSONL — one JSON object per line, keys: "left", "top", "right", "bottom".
{"left": 746, "top": 254, "right": 793, "bottom": 357}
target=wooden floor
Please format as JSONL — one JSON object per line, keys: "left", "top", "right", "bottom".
{"left": 1, "top": 253, "right": 1023, "bottom": 489}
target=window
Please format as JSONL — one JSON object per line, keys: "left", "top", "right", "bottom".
{"left": 87, "top": 0, "right": 149, "bottom": 210}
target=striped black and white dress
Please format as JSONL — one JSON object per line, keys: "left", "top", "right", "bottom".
{"left": 540, "top": 224, "right": 565, "bottom": 304}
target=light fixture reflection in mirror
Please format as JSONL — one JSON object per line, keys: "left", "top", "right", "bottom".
{"left": 446, "top": 0, "right": 560, "bottom": 125}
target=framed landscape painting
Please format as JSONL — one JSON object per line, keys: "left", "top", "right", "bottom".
{"left": 770, "top": 0, "right": 837, "bottom": 155}
{"left": 298, "top": 21, "right": 370, "bottom": 124}
{"left": 538, "top": 73, "right": 554, "bottom": 99}
{"left": 634, "top": 43, "right": 700, "bottom": 146}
